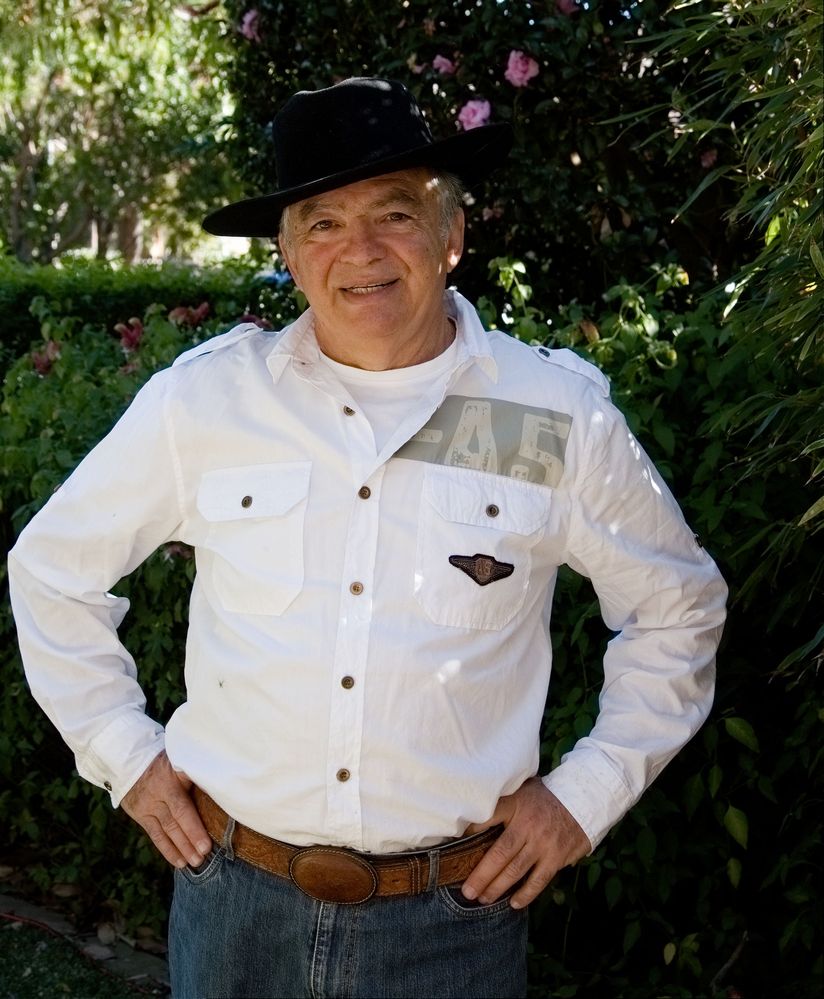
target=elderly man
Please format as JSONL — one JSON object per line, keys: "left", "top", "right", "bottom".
{"left": 9, "top": 78, "right": 726, "bottom": 998}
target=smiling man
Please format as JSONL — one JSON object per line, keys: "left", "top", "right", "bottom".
{"left": 9, "top": 78, "right": 726, "bottom": 998}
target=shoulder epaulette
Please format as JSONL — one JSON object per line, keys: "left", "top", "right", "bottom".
{"left": 173, "top": 322, "right": 264, "bottom": 367}
{"left": 533, "top": 345, "right": 610, "bottom": 397}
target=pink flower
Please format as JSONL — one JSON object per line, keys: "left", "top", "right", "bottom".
{"left": 240, "top": 8, "right": 261, "bottom": 43}
{"left": 31, "top": 339, "right": 60, "bottom": 376}
{"left": 114, "top": 317, "right": 143, "bottom": 352}
{"left": 168, "top": 301, "right": 210, "bottom": 327}
{"left": 700, "top": 148, "right": 718, "bottom": 169}
{"left": 458, "top": 99, "right": 491, "bottom": 131}
{"left": 482, "top": 204, "right": 504, "bottom": 222}
{"left": 504, "top": 50, "right": 539, "bottom": 87}
{"left": 433, "top": 55, "right": 456, "bottom": 76}
{"left": 556, "top": 0, "right": 578, "bottom": 15}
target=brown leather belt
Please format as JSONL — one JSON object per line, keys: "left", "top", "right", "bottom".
{"left": 193, "top": 786, "right": 500, "bottom": 905}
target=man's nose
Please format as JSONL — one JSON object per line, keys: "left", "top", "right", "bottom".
{"left": 339, "top": 221, "right": 384, "bottom": 266}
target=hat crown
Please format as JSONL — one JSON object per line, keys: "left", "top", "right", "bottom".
{"left": 274, "top": 78, "right": 435, "bottom": 190}
{"left": 202, "top": 76, "right": 512, "bottom": 237}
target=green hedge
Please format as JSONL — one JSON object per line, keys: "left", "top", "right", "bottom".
{"left": 0, "top": 255, "right": 293, "bottom": 373}
{"left": 1, "top": 262, "right": 820, "bottom": 996}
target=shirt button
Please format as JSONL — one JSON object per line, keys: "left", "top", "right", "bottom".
{"left": 358, "top": 486, "right": 371, "bottom": 499}
{"left": 486, "top": 503, "right": 500, "bottom": 518}
{"left": 336, "top": 768, "right": 351, "bottom": 782}
{"left": 343, "top": 405, "right": 356, "bottom": 416}
{"left": 104, "top": 781, "right": 112, "bottom": 792}
{"left": 241, "top": 495, "right": 253, "bottom": 509}
{"left": 349, "top": 581, "right": 364, "bottom": 595}
{"left": 341, "top": 675, "right": 355, "bottom": 689}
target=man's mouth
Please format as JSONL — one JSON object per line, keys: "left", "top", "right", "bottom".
{"left": 342, "top": 280, "right": 398, "bottom": 295}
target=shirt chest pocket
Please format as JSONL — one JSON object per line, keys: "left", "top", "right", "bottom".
{"left": 196, "top": 462, "right": 311, "bottom": 616}
{"left": 415, "top": 466, "right": 550, "bottom": 631}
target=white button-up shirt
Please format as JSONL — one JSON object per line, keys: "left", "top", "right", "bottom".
{"left": 8, "top": 291, "right": 726, "bottom": 853}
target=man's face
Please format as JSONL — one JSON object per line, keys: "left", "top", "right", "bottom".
{"left": 279, "top": 168, "right": 464, "bottom": 365}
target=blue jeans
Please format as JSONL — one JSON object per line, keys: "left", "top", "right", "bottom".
{"left": 169, "top": 835, "right": 528, "bottom": 998}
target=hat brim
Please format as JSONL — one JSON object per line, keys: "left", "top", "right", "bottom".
{"left": 202, "top": 123, "right": 513, "bottom": 238}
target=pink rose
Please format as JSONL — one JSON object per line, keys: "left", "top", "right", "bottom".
{"left": 504, "top": 50, "right": 539, "bottom": 88}
{"left": 458, "top": 99, "right": 491, "bottom": 131}
{"left": 433, "top": 55, "right": 456, "bottom": 76}
{"left": 556, "top": 0, "right": 578, "bottom": 15}
{"left": 240, "top": 9, "right": 262, "bottom": 43}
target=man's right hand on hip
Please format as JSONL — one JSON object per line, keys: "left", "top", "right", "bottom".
{"left": 121, "top": 750, "right": 212, "bottom": 869}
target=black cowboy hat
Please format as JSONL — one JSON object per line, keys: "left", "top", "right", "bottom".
{"left": 202, "top": 77, "right": 512, "bottom": 238}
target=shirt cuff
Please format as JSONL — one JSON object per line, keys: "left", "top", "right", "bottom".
{"left": 542, "top": 747, "right": 635, "bottom": 851}
{"left": 75, "top": 710, "right": 166, "bottom": 808}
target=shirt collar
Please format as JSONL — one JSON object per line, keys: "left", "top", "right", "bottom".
{"left": 265, "top": 289, "right": 498, "bottom": 386}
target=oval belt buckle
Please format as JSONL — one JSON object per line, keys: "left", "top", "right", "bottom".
{"left": 289, "top": 847, "right": 378, "bottom": 904}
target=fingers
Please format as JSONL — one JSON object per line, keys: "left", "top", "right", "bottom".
{"left": 460, "top": 778, "right": 590, "bottom": 908}
{"left": 121, "top": 751, "right": 212, "bottom": 869}
{"left": 461, "top": 825, "right": 550, "bottom": 908}
{"left": 142, "top": 792, "right": 211, "bottom": 869}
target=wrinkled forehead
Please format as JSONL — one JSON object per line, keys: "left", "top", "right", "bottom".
{"left": 289, "top": 167, "right": 441, "bottom": 221}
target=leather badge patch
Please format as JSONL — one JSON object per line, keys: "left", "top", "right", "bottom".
{"left": 448, "top": 553, "right": 515, "bottom": 587}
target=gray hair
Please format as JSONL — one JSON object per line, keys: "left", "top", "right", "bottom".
{"left": 278, "top": 169, "right": 465, "bottom": 249}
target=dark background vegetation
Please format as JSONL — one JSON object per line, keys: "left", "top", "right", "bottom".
{"left": 1, "top": 2, "right": 821, "bottom": 996}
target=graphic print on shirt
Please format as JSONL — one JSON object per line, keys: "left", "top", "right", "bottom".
{"left": 394, "top": 395, "right": 573, "bottom": 487}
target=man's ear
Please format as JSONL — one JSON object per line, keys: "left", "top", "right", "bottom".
{"left": 278, "top": 239, "right": 301, "bottom": 290}
{"left": 446, "top": 210, "right": 465, "bottom": 273}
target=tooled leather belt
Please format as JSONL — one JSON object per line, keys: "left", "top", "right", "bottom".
{"left": 192, "top": 786, "right": 500, "bottom": 905}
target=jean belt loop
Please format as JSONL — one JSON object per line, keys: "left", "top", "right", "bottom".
{"left": 426, "top": 846, "right": 441, "bottom": 891}
{"left": 221, "top": 816, "right": 236, "bottom": 860}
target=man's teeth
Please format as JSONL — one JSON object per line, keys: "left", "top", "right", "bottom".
{"left": 346, "top": 282, "right": 391, "bottom": 294}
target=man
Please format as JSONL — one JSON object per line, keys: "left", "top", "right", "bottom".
{"left": 9, "top": 78, "right": 726, "bottom": 998}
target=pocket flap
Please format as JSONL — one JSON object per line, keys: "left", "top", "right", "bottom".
{"left": 197, "top": 462, "right": 311, "bottom": 522}
{"left": 423, "top": 466, "right": 549, "bottom": 535}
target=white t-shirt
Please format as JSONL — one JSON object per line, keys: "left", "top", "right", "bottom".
{"left": 319, "top": 337, "right": 459, "bottom": 453}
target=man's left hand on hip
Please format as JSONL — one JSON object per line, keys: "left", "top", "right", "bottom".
{"left": 461, "top": 777, "right": 590, "bottom": 909}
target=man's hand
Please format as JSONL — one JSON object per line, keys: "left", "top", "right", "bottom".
{"left": 120, "top": 750, "right": 212, "bottom": 869}
{"left": 461, "top": 777, "right": 590, "bottom": 909}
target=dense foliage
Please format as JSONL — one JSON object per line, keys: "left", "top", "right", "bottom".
{"left": 222, "top": 0, "right": 754, "bottom": 306}
{"left": 0, "top": 0, "right": 238, "bottom": 262}
{"left": 0, "top": 1, "right": 821, "bottom": 997}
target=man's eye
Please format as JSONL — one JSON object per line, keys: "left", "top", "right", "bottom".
{"left": 311, "top": 219, "right": 335, "bottom": 231}
{"left": 386, "top": 212, "right": 411, "bottom": 222}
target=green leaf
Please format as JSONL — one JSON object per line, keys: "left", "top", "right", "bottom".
{"left": 798, "top": 493, "right": 824, "bottom": 527}
{"left": 604, "top": 875, "right": 622, "bottom": 909}
{"left": 810, "top": 240, "right": 824, "bottom": 279}
{"left": 683, "top": 773, "right": 705, "bottom": 819}
{"left": 652, "top": 422, "right": 676, "bottom": 457}
{"left": 623, "top": 920, "right": 641, "bottom": 954}
{"left": 724, "top": 804, "right": 749, "bottom": 848}
{"left": 708, "top": 764, "right": 723, "bottom": 798}
{"left": 727, "top": 857, "right": 742, "bottom": 888}
{"left": 663, "top": 942, "right": 677, "bottom": 966}
{"left": 724, "top": 716, "right": 760, "bottom": 752}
